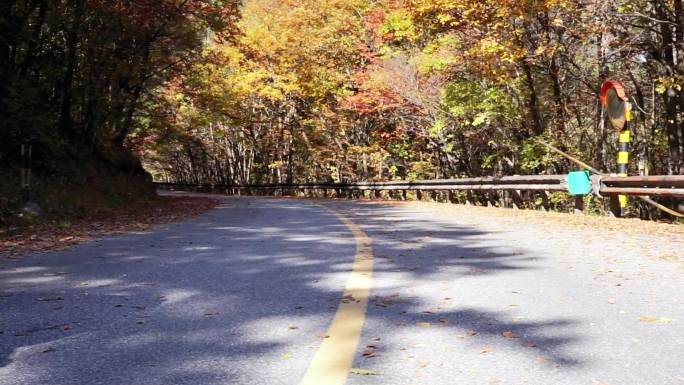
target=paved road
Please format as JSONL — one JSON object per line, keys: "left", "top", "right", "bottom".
{"left": 1, "top": 196, "right": 683, "bottom": 385}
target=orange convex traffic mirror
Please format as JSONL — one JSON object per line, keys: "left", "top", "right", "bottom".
{"left": 599, "top": 80, "right": 629, "bottom": 131}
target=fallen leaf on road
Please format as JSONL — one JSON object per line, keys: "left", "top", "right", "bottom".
{"left": 467, "top": 330, "right": 478, "bottom": 336}
{"left": 639, "top": 316, "right": 674, "bottom": 324}
{"left": 350, "top": 368, "right": 381, "bottom": 376}
{"left": 288, "top": 326, "right": 299, "bottom": 330}
{"left": 281, "top": 352, "right": 292, "bottom": 360}
{"left": 2, "top": 197, "right": 218, "bottom": 259}
{"left": 38, "top": 296, "right": 64, "bottom": 301}
{"left": 502, "top": 331, "right": 519, "bottom": 339}
{"left": 480, "top": 346, "right": 493, "bottom": 354}
{"left": 341, "top": 294, "right": 356, "bottom": 303}
{"left": 416, "top": 322, "right": 431, "bottom": 328}
{"left": 657, "top": 254, "right": 679, "bottom": 262}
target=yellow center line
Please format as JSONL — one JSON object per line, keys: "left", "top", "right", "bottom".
{"left": 299, "top": 205, "right": 374, "bottom": 385}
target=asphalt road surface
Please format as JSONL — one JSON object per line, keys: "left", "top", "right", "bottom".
{"left": 1, "top": 195, "right": 683, "bottom": 385}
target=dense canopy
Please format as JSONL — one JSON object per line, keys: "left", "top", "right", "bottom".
{"left": 2, "top": 0, "right": 684, "bottom": 194}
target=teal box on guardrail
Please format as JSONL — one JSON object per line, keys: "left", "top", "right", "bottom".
{"left": 566, "top": 171, "right": 591, "bottom": 196}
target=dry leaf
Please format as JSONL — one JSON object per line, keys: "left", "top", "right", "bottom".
{"left": 639, "top": 316, "right": 674, "bottom": 324}
{"left": 502, "top": 331, "right": 519, "bottom": 339}
{"left": 38, "top": 296, "right": 64, "bottom": 301}
{"left": 480, "top": 346, "right": 493, "bottom": 354}
{"left": 416, "top": 322, "right": 431, "bottom": 328}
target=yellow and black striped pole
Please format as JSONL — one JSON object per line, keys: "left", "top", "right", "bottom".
{"left": 616, "top": 107, "right": 632, "bottom": 216}
{"left": 600, "top": 80, "right": 631, "bottom": 218}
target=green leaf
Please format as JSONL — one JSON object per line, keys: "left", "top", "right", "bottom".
{"left": 350, "top": 368, "right": 382, "bottom": 376}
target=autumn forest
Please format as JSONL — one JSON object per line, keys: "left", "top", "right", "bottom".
{"left": 2, "top": 0, "right": 684, "bottom": 210}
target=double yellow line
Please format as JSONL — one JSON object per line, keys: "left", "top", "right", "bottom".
{"left": 299, "top": 206, "right": 374, "bottom": 385}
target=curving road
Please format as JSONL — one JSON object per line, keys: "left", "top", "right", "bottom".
{"left": 1, "top": 195, "right": 683, "bottom": 385}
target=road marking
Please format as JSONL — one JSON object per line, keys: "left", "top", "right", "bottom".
{"left": 299, "top": 206, "right": 374, "bottom": 385}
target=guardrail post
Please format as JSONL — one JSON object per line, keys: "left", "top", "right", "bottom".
{"left": 540, "top": 191, "right": 550, "bottom": 211}
{"left": 447, "top": 190, "right": 455, "bottom": 203}
{"left": 465, "top": 191, "right": 473, "bottom": 206}
{"left": 486, "top": 192, "right": 494, "bottom": 207}
{"left": 574, "top": 196, "right": 584, "bottom": 214}
{"left": 512, "top": 190, "right": 522, "bottom": 209}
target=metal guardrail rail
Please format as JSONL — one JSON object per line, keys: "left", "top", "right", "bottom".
{"left": 155, "top": 174, "right": 684, "bottom": 197}
{"left": 155, "top": 174, "right": 684, "bottom": 217}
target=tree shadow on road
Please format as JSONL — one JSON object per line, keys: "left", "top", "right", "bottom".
{"left": 0, "top": 197, "right": 584, "bottom": 385}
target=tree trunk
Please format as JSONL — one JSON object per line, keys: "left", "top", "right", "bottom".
{"left": 521, "top": 60, "right": 544, "bottom": 136}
